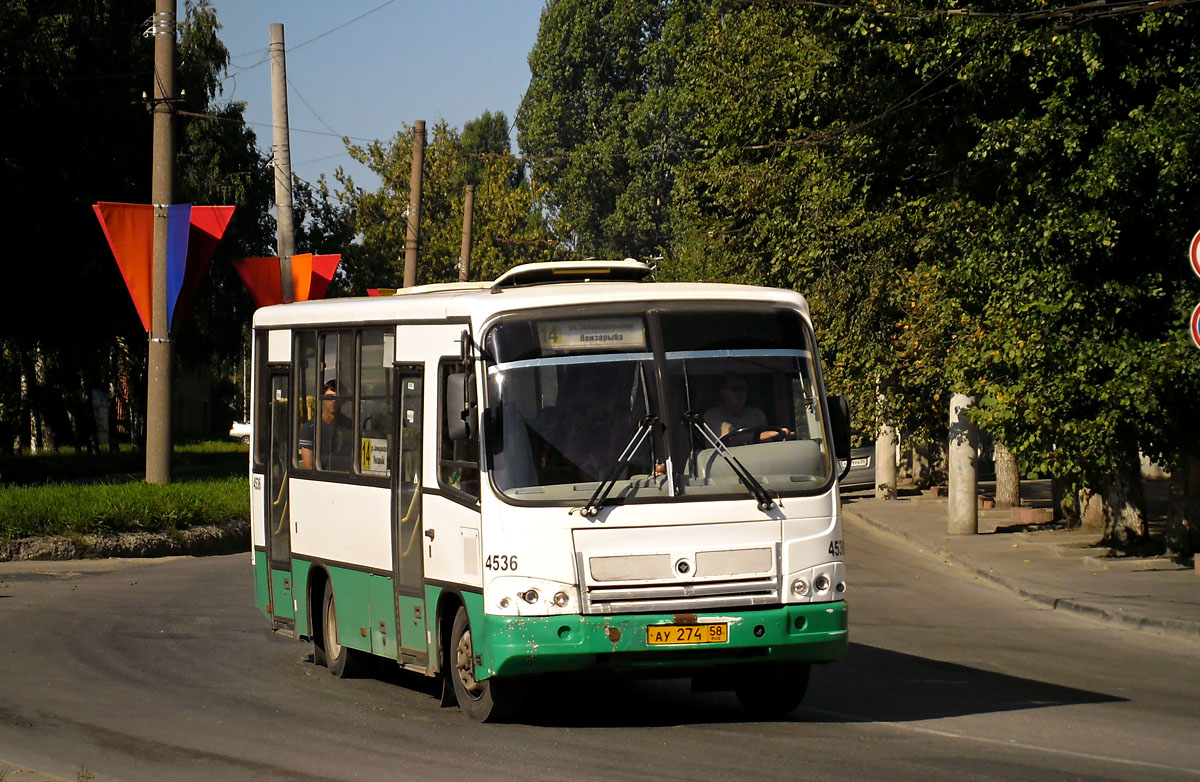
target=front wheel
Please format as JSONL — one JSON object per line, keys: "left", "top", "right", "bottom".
{"left": 322, "top": 583, "right": 365, "bottom": 678}
{"left": 448, "top": 606, "right": 510, "bottom": 722}
{"left": 734, "top": 663, "right": 810, "bottom": 719}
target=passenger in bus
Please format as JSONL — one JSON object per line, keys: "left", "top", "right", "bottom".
{"left": 703, "top": 374, "right": 791, "bottom": 445}
{"left": 299, "top": 378, "right": 354, "bottom": 471}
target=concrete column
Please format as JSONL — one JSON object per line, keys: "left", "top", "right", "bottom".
{"left": 948, "top": 392, "right": 979, "bottom": 534}
{"left": 875, "top": 423, "right": 897, "bottom": 500}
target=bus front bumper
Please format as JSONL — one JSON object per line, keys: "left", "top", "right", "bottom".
{"left": 475, "top": 602, "right": 847, "bottom": 679}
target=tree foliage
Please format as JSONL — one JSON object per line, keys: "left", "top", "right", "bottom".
{"left": 0, "top": 0, "right": 284, "bottom": 449}
{"left": 518, "top": 0, "right": 1200, "bottom": 544}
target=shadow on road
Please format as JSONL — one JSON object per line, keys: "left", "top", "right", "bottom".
{"left": 801, "top": 642, "right": 1124, "bottom": 724}
{"left": 400, "top": 642, "right": 1125, "bottom": 728}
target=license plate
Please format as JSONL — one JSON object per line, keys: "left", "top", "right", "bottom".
{"left": 851, "top": 458, "right": 869, "bottom": 467}
{"left": 646, "top": 623, "right": 728, "bottom": 646}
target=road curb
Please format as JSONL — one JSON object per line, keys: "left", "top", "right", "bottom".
{"left": 843, "top": 508, "right": 1200, "bottom": 643}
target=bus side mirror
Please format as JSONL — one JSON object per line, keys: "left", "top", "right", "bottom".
{"left": 446, "top": 372, "right": 477, "bottom": 442}
{"left": 828, "top": 395, "right": 852, "bottom": 461}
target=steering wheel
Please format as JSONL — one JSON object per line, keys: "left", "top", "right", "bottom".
{"left": 719, "top": 426, "right": 793, "bottom": 446}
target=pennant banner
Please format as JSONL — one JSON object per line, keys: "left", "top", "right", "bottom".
{"left": 311, "top": 254, "right": 341, "bottom": 300}
{"left": 174, "top": 205, "right": 235, "bottom": 329}
{"left": 93, "top": 202, "right": 154, "bottom": 330}
{"left": 232, "top": 253, "right": 341, "bottom": 308}
{"left": 165, "top": 204, "right": 192, "bottom": 331}
{"left": 94, "top": 202, "right": 235, "bottom": 332}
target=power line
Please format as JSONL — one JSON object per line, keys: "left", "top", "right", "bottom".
{"left": 221, "top": 0, "right": 400, "bottom": 82}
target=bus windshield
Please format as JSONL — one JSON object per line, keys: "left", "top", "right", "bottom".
{"left": 484, "top": 308, "right": 834, "bottom": 505}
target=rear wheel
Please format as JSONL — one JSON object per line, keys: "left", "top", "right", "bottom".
{"left": 322, "top": 583, "right": 365, "bottom": 678}
{"left": 449, "top": 606, "right": 509, "bottom": 722}
{"left": 734, "top": 663, "right": 810, "bottom": 719}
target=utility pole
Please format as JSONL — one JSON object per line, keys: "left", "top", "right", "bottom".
{"left": 458, "top": 185, "right": 474, "bottom": 282}
{"left": 403, "top": 120, "right": 425, "bottom": 288}
{"left": 270, "top": 23, "right": 295, "bottom": 302}
{"left": 146, "top": 0, "right": 176, "bottom": 484}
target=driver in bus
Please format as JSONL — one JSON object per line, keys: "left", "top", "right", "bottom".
{"left": 703, "top": 374, "right": 791, "bottom": 445}
{"left": 299, "top": 377, "right": 354, "bottom": 471}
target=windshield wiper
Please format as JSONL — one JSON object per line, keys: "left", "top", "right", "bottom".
{"left": 581, "top": 415, "right": 659, "bottom": 517}
{"left": 684, "top": 412, "right": 776, "bottom": 512}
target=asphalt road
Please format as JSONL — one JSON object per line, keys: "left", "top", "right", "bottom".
{"left": 1, "top": 517, "right": 1197, "bottom": 782}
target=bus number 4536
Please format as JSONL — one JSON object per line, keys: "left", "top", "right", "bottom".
{"left": 485, "top": 554, "right": 518, "bottom": 571}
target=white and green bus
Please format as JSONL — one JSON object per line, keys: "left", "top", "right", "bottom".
{"left": 249, "top": 260, "right": 851, "bottom": 721}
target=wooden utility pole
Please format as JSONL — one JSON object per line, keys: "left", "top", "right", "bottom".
{"left": 146, "top": 0, "right": 176, "bottom": 484}
{"left": 403, "top": 120, "right": 425, "bottom": 288}
{"left": 458, "top": 185, "right": 474, "bottom": 282}
{"left": 270, "top": 23, "right": 296, "bottom": 302}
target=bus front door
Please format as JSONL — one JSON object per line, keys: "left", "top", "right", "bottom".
{"left": 266, "top": 369, "right": 295, "bottom": 634}
{"left": 393, "top": 369, "right": 428, "bottom": 667}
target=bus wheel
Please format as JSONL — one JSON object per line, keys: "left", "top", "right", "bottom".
{"left": 449, "top": 606, "right": 508, "bottom": 722}
{"left": 734, "top": 663, "right": 810, "bottom": 719}
{"left": 323, "top": 583, "right": 365, "bottom": 678}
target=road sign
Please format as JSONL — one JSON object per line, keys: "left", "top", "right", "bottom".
{"left": 1192, "top": 228, "right": 1200, "bottom": 279}
{"left": 1192, "top": 301, "right": 1200, "bottom": 350}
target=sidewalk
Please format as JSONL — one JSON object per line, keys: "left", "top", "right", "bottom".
{"left": 842, "top": 491, "right": 1200, "bottom": 643}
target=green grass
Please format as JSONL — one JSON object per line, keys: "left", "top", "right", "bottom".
{"left": 0, "top": 441, "right": 250, "bottom": 540}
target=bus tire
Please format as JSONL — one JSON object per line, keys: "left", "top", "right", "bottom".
{"left": 322, "top": 583, "right": 365, "bottom": 679}
{"left": 734, "top": 663, "right": 810, "bottom": 719}
{"left": 449, "top": 606, "right": 509, "bottom": 722}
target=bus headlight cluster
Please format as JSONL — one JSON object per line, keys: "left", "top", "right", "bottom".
{"left": 787, "top": 562, "right": 846, "bottom": 604}
{"left": 489, "top": 577, "right": 578, "bottom": 617}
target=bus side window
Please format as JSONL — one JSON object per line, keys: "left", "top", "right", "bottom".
{"left": 357, "top": 329, "right": 393, "bottom": 477}
{"left": 438, "top": 360, "right": 480, "bottom": 500}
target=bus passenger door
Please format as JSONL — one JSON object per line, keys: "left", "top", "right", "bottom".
{"left": 393, "top": 368, "right": 428, "bottom": 667}
{"left": 266, "top": 369, "right": 295, "bottom": 634}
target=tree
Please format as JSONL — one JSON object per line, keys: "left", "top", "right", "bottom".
{"left": 517, "top": 0, "right": 677, "bottom": 259}
{"left": 520, "top": 1, "right": 1200, "bottom": 551}
{"left": 0, "top": 0, "right": 287, "bottom": 448}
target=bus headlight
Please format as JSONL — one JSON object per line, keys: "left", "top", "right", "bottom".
{"left": 488, "top": 576, "right": 578, "bottom": 616}
{"left": 786, "top": 562, "right": 845, "bottom": 604}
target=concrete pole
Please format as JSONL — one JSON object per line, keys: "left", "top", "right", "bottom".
{"left": 458, "top": 185, "right": 474, "bottom": 282}
{"left": 269, "top": 23, "right": 295, "bottom": 303}
{"left": 403, "top": 120, "right": 426, "bottom": 288}
{"left": 875, "top": 424, "right": 897, "bottom": 499}
{"left": 146, "top": 0, "right": 176, "bottom": 484}
{"left": 874, "top": 384, "right": 897, "bottom": 500}
{"left": 948, "top": 392, "right": 979, "bottom": 534}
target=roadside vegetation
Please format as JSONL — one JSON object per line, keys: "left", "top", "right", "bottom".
{"left": 0, "top": 442, "right": 248, "bottom": 541}
{"left": 3, "top": 1, "right": 1196, "bottom": 557}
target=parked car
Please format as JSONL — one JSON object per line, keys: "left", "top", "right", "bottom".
{"left": 837, "top": 446, "right": 874, "bottom": 491}
{"left": 229, "top": 420, "right": 251, "bottom": 445}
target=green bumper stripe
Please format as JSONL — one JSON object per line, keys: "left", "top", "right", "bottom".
{"left": 476, "top": 602, "right": 848, "bottom": 679}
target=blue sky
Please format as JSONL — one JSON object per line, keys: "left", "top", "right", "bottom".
{"left": 207, "top": 1, "right": 545, "bottom": 191}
